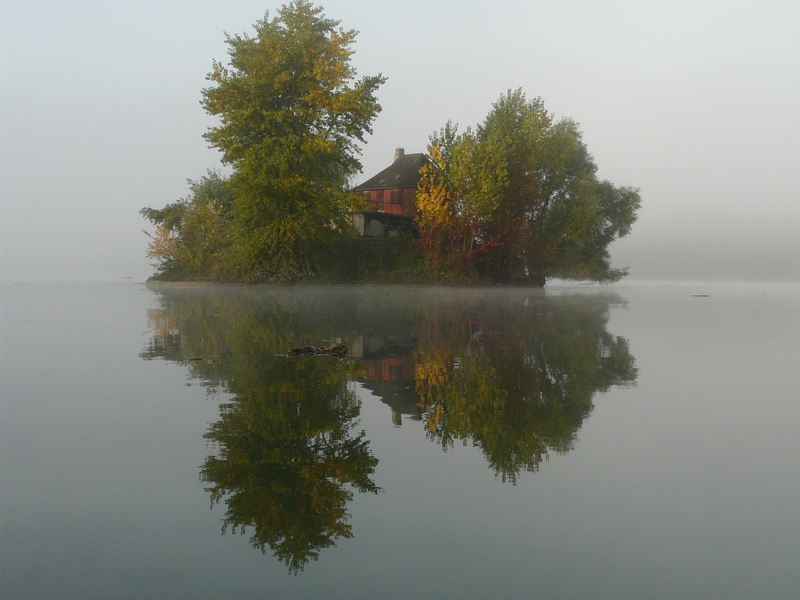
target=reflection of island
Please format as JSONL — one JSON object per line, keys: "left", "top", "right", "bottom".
{"left": 142, "top": 285, "right": 636, "bottom": 569}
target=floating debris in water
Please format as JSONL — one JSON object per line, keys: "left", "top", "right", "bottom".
{"left": 289, "top": 345, "right": 349, "bottom": 357}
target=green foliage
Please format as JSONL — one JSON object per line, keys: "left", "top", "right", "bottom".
{"left": 200, "top": 1, "right": 386, "bottom": 280}
{"left": 141, "top": 286, "right": 380, "bottom": 574}
{"left": 311, "top": 237, "right": 449, "bottom": 283}
{"left": 201, "top": 362, "right": 378, "bottom": 574}
{"left": 415, "top": 122, "right": 507, "bottom": 277}
{"left": 413, "top": 293, "right": 638, "bottom": 483}
{"left": 140, "top": 170, "right": 235, "bottom": 280}
{"left": 417, "top": 89, "right": 642, "bottom": 285}
{"left": 143, "top": 284, "right": 638, "bottom": 554}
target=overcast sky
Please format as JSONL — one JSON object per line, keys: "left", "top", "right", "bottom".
{"left": 1, "top": 0, "right": 798, "bottom": 282}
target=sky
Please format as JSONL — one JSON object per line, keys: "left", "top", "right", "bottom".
{"left": 1, "top": 0, "right": 798, "bottom": 282}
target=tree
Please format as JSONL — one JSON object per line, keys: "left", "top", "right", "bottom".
{"left": 416, "top": 90, "right": 641, "bottom": 285}
{"left": 415, "top": 122, "right": 507, "bottom": 277}
{"left": 140, "top": 170, "right": 235, "bottom": 280}
{"left": 201, "top": 1, "right": 386, "bottom": 280}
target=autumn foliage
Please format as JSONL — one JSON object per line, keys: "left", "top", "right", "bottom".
{"left": 415, "top": 90, "right": 641, "bottom": 285}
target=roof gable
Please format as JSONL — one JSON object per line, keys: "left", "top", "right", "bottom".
{"left": 354, "top": 153, "right": 429, "bottom": 191}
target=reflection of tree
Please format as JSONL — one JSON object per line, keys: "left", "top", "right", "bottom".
{"left": 142, "top": 285, "right": 637, "bottom": 569}
{"left": 141, "top": 286, "right": 379, "bottom": 573}
{"left": 414, "top": 295, "right": 637, "bottom": 483}
{"left": 200, "top": 359, "right": 378, "bottom": 573}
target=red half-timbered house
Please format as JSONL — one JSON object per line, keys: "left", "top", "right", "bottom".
{"left": 352, "top": 148, "right": 429, "bottom": 236}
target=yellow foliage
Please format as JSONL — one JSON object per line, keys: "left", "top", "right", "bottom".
{"left": 414, "top": 348, "right": 451, "bottom": 420}
{"left": 144, "top": 226, "right": 179, "bottom": 263}
{"left": 415, "top": 144, "right": 456, "bottom": 261}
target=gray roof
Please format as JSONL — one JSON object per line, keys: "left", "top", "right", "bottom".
{"left": 354, "top": 153, "right": 429, "bottom": 191}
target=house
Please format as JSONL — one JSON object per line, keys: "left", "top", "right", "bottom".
{"left": 352, "top": 148, "right": 429, "bottom": 237}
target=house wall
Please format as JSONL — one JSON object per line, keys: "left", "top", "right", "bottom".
{"left": 350, "top": 211, "right": 411, "bottom": 237}
{"left": 365, "top": 218, "right": 386, "bottom": 237}
{"left": 351, "top": 212, "right": 365, "bottom": 235}
{"left": 359, "top": 187, "right": 417, "bottom": 217}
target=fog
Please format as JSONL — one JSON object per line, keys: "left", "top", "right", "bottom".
{"left": 1, "top": 0, "right": 797, "bottom": 282}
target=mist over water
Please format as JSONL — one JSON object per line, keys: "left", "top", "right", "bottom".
{"left": 610, "top": 212, "right": 800, "bottom": 283}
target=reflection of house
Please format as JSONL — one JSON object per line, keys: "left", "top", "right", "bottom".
{"left": 351, "top": 334, "right": 422, "bottom": 426}
{"left": 352, "top": 148, "right": 429, "bottom": 237}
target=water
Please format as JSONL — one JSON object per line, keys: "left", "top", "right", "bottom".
{"left": 1, "top": 281, "right": 797, "bottom": 599}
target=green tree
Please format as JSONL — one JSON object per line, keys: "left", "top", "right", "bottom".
{"left": 140, "top": 170, "right": 235, "bottom": 280}
{"left": 201, "top": 1, "right": 386, "bottom": 280}
{"left": 417, "top": 90, "right": 641, "bottom": 285}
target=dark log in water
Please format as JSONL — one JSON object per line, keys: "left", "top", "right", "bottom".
{"left": 289, "top": 345, "right": 349, "bottom": 357}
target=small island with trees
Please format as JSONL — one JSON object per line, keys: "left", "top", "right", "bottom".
{"left": 141, "top": 1, "right": 641, "bottom": 286}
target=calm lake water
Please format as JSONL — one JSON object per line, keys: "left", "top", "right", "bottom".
{"left": 1, "top": 281, "right": 798, "bottom": 599}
